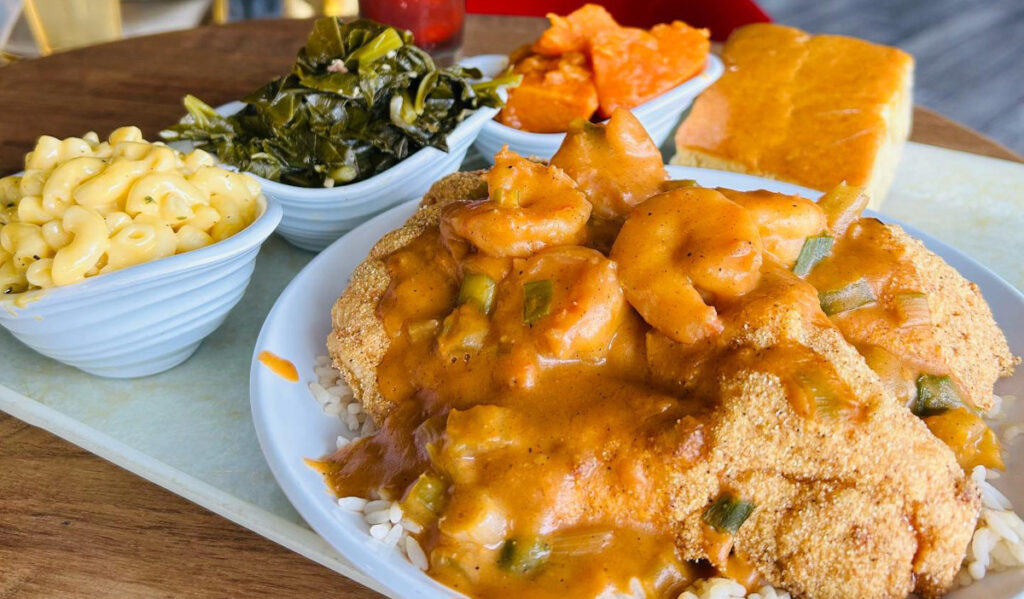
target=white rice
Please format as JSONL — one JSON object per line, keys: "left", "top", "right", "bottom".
{"left": 671, "top": 578, "right": 791, "bottom": 599}
{"left": 677, "top": 578, "right": 751, "bottom": 599}
{"left": 958, "top": 395, "right": 1024, "bottom": 586}
{"left": 337, "top": 496, "right": 367, "bottom": 511}
{"left": 405, "top": 535, "right": 430, "bottom": 570}
{"left": 308, "top": 354, "right": 369, "bottom": 439}
{"left": 310, "top": 359, "right": 1024, "bottom": 595}
{"left": 958, "top": 464, "right": 1024, "bottom": 585}
{"left": 312, "top": 357, "right": 427, "bottom": 568}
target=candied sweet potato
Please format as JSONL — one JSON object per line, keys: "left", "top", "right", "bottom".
{"left": 592, "top": 22, "right": 710, "bottom": 117}
{"left": 532, "top": 3, "right": 620, "bottom": 56}
{"left": 497, "top": 52, "right": 599, "bottom": 133}
{"left": 502, "top": 4, "right": 710, "bottom": 130}
{"left": 652, "top": 22, "right": 712, "bottom": 88}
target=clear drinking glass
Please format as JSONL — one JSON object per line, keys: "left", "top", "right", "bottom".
{"left": 23, "top": 0, "right": 121, "bottom": 55}
{"left": 359, "top": 0, "right": 465, "bottom": 65}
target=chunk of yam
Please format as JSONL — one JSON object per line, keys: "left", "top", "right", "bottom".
{"left": 498, "top": 53, "right": 599, "bottom": 133}
{"left": 592, "top": 22, "right": 710, "bottom": 117}
{"left": 532, "top": 3, "right": 620, "bottom": 56}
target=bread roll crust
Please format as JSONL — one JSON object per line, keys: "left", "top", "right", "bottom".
{"left": 672, "top": 23, "right": 914, "bottom": 208}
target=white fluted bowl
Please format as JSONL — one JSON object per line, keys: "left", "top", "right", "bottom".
{"left": 211, "top": 99, "right": 499, "bottom": 252}
{"left": 464, "top": 53, "right": 724, "bottom": 161}
{"left": 0, "top": 196, "right": 282, "bottom": 378}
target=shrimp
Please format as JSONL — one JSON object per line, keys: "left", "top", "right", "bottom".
{"left": 550, "top": 108, "right": 667, "bottom": 220}
{"left": 440, "top": 147, "right": 591, "bottom": 258}
{"left": 611, "top": 188, "right": 763, "bottom": 344}
{"left": 492, "top": 246, "right": 627, "bottom": 387}
{"left": 718, "top": 188, "right": 827, "bottom": 267}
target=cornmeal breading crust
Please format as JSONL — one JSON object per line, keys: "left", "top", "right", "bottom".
{"left": 872, "top": 223, "right": 1018, "bottom": 411}
{"left": 326, "top": 171, "right": 488, "bottom": 421}
{"left": 655, "top": 266, "right": 981, "bottom": 598}
{"left": 696, "top": 324, "right": 979, "bottom": 599}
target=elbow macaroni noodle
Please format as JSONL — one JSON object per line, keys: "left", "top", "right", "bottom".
{"left": 0, "top": 127, "right": 262, "bottom": 293}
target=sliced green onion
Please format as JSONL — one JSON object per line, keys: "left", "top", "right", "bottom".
{"left": 796, "top": 371, "right": 861, "bottom": 422}
{"left": 406, "top": 318, "right": 440, "bottom": 342}
{"left": 399, "top": 472, "right": 447, "bottom": 523}
{"left": 438, "top": 308, "right": 488, "bottom": 354}
{"left": 351, "top": 27, "right": 404, "bottom": 68}
{"left": 796, "top": 371, "right": 834, "bottom": 417}
{"left": 792, "top": 235, "right": 834, "bottom": 277}
{"left": 817, "top": 183, "right": 868, "bottom": 237}
{"left": 912, "top": 374, "right": 962, "bottom": 417}
{"left": 661, "top": 179, "right": 699, "bottom": 191}
{"left": 702, "top": 493, "right": 755, "bottom": 534}
{"left": 895, "top": 292, "right": 930, "bottom": 326}
{"left": 548, "top": 530, "right": 614, "bottom": 557}
{"left": 328, "top": 165, "right": 357, "bottom": 184}
{"left": 523, "top": 279, "right": 554, "bottom": 325}
{"left": 492, "top": 187, "right": 521, "bottom": 208}
{"left": 819, "top": 278, "right": 875, "bottom": 316}
{"left": 457, "top": 273, "right": 496, "bottom": 314}
{"left": 498, "top": 537, "right": 551, "bottom": 574}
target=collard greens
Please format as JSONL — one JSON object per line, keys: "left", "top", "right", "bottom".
{"left": 162, "top": 18, "right": 516, "bottom": 188}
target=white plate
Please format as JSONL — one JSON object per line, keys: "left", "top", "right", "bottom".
{"left": 250, "top": 167, "right": 1024, "bottom": 599}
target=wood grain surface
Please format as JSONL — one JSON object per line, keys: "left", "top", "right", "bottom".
{"left": 0, "top": 14, "right": 1020, "bottom": 599}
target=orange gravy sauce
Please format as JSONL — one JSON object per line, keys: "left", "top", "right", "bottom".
{"left": 807, "top": 218, "right": 954, "bottom": 389}
{"left": 315, "top": 204, "right": 988, "bottom": 597}
{"left": 325, "top": 231, "right": 714, "bottom": 597}
{"left": 319, "top": 224, "right": 860, "bottom": 598}
{"left": 258, "top": 351, "right": 299, "bottom": 382}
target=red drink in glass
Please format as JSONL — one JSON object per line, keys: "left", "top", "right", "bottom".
{"left": 360, "top": 0, "right": 466, "bottom": 65}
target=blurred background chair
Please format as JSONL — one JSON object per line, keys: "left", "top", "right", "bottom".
{"left": 3, "top": 0, "right": 215, "bottom": 57}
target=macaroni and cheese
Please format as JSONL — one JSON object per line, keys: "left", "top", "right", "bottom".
{"left": 0, "top": 127, "right": 262, "bottom": 293}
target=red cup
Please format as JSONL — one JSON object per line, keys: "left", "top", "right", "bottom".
{"left": 360, "top": 0, "right": 466, "bottom": 65}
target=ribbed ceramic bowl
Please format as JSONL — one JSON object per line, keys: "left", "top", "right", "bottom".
{"left": 465, "top": 53, "right": 724, "bottom": 162}
{"left": 211, "top": 100, "right": 499, "bottom": 252}
{"left": 0, "top": 196, "right": 282, "bottom": 378}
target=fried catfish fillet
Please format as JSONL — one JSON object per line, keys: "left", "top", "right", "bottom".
{"left": 654, "top": 267, "right": 980, "bottom": 599}
{"left": 808, "top": 218, "right": 1017, "bottom": 412}
{"left": 328, "top": 178, "right": 986, "bottom": 599}
{"left": 327, "top": 171, "right": 488, "bottom": 421}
